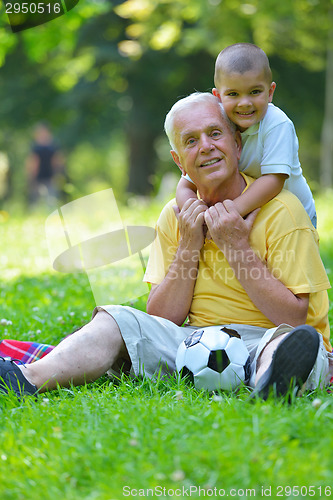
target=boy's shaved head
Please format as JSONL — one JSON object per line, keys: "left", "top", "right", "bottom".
{"left": 214, "top": 43, "right": 272, "bottom": 88}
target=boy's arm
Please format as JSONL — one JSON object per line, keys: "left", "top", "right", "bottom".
{"left": 176, "top": 176, "right": 198, "bottom": 209}
{"left": 233, "top": 173, "right": 288, "bottom": 217}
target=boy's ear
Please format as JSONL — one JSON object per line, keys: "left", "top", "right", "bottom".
{"left": 269, "top": 82, "right": 276, "bottom": 102}
{"left": 171, "top": 150, "right": 185, "bottom": 175}
{"left": 212, "top": 88, "right": 221, "bottom": 100}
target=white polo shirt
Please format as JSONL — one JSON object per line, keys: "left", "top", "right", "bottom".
{"left": 239, "top": 103, "right": 316, "bottom": 220}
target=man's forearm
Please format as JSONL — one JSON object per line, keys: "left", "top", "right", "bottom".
{"left": 146, "top": 247, "right": 200, "bottom": 325}
{"left": 226, "top": 247, "right": 308, "bottom": 326}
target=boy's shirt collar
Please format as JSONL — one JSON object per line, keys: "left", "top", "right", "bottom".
{"left": 240, "top": 122, "right": 259, "bottom": 137}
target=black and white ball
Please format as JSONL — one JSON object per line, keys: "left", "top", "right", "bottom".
{"left": 176, "top": 326, "right": 251, "bottom": 391}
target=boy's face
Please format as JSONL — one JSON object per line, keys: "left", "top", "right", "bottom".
{"left": 213, "top": 69, "right": 276, "bottom": 132}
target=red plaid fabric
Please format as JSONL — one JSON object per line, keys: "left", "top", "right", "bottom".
{"left": 0, "top": 339, "right": 54, "bottom": 364}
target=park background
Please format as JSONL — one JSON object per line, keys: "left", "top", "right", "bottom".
{"left": 0, "top": 1, "right": 333, "bottom": 499}
{"left": 0, "top": 0, "right": 332, "bottom": 205}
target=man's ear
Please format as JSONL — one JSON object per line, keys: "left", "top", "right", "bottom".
{"left": 212, "top": 88, "right": 221, "bottom": 100}
{"left": 269, "top": 82, "right": 276, "bottom": 103}
{"left": 235, "top": 131, "right": 242, "bottom": 160}
{"left": 171, "top": 150, "right": 185, "bottom": 175}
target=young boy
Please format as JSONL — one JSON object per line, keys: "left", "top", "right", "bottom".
{"left": 176, "top": 43, "right": 317, "bottom": 227}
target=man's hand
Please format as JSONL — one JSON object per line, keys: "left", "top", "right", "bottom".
{"left": 147, "top": 199, "right": 208, "bottom": 325}
{"left": 174, "top": 198, "right": 208, "bottom": 253}
{"left": 204, "top": 199, "right": 259, "bottom": 257}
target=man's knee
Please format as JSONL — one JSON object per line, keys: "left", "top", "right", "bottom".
{"left": 92, "top": 309, "right": 129, "bottom": 360}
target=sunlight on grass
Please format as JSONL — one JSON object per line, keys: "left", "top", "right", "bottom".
{"left": 316, "top": 190, "right": 333, "bottom": 245}
{"left": 1, "top": 198, "right": 163, "bottom": 280}
{"left": 316, "top": 190, "right": 333, "bottom": 315}
{"left": 1, "top": 214, "right": 52, "bottom": 279}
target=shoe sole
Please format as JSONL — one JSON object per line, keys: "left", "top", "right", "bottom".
{"left": 253, "top": 326, "right": 319, "bottom": 400}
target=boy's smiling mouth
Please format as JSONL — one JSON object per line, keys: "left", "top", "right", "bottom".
{"left": 237, "top": 110, "right": 255, "bottom": 116}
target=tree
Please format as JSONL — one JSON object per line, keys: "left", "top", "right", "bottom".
{"left": 320, "top": 7, "right": 333, "bottom": 188}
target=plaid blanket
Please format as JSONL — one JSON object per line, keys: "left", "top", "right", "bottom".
{"left": 0, "top": 339, "right": 54, "bottom": 364}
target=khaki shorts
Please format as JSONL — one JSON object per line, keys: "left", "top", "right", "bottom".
{"left": 93, "top": 305, "right": 333, "bottom": 390}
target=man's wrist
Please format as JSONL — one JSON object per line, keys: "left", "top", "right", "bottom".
{"left": 178, "top": 239, "right": 202, "bottom": 258}
{"left": 226, "top": 247, "right": 270, "bottom": 283}
{"left": 224, "top": 246, "right": 254, "bottom": 265}
{"left": 177, "top": 244, "right": 201, "bottom": 264}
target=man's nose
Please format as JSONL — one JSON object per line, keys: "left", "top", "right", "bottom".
{"left": 199, "top": 135, "right": 214, "bottom": 152}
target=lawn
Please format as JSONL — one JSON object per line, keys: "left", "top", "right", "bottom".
{"left": 0, "top": 193, "right": 333, "bottom": 500}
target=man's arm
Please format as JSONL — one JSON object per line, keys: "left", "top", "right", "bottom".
{"left": 146, "top": 199, "right": 207, "bottom": 325}
{"left": 204, "top": 201, "right": 309, "bottom": 326}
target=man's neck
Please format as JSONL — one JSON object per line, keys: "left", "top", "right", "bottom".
{"left": 199, "top": 173, "right": 246, "bottom": 206}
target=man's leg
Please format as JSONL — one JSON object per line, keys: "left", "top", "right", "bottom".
{"left": 18, "top": 311, "right": 129, "bottom": 392}
{"left": 1, "top": 305, "right": 192, "bottom": 397}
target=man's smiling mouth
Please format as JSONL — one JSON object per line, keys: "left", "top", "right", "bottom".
{"left": 201, "top": 158, "right": 221, "bottom": 167}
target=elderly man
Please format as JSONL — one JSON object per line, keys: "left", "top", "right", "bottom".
{"left": 1, "top": 93, "right": 332, "bottom": 399}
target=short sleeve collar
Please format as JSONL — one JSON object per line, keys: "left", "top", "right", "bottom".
{"left": 241, "top": 122, "right": 259, "bottom": 137}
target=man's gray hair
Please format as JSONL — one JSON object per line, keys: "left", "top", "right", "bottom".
{"left": 164, "top": 92, "right": 236, "bottom": 153}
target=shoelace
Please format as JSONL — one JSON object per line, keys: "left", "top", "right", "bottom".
{"left": 0, "top": 356, "right": 23, "bottom": 365}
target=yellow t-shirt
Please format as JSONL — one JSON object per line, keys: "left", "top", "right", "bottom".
{"left": 144, "top": 174, "right": 332, "bottom": 351}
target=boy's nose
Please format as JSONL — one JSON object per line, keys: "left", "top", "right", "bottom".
{"left": 238, "top": 96, "right": 252, "bottom": 107}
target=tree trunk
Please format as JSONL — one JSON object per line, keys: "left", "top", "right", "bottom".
{"left": 127, "top": 110, "right": 158, "bottom": 196}
{"left": 320, "top": 17, "right": 333, "bottom": 188}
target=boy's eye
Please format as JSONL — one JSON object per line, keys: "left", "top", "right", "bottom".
{"left": 227, "top": 92, "right": 238, "bottom": 97}
{"left": 251, "top": 89, "right": 262, "bottom": 95}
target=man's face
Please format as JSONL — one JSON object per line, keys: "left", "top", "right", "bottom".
{"left": 171, "top": 101, "right": 242, "bottom": 193}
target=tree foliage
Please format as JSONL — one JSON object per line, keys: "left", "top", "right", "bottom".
{"left": 0, "top": 0, "right": 331, "bottom": 199}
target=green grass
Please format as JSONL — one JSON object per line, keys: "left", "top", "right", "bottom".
{"left": 0, "top": 193, "right": 333, "bottom": 499}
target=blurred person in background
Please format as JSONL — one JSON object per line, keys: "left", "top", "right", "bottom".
{"left": 26, "top": 122, "right": 66, "bottom": 206}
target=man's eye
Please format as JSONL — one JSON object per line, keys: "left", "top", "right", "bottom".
{"left": 187, "top": 138, "right": 196, "bottom": 145}
{"left": 212, "top": 131, "right": 221, "bottom": 137}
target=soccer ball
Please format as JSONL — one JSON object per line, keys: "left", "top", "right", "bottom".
{"left": 176, "top": 326, "right": 251, "bottom": 391}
